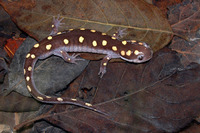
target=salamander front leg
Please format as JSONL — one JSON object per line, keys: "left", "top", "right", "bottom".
{"left": 98, "top": 55, "right": 111, "bottom": 78}
{"left": 112, "top": 28, "right": 127, "bottom": 40}
{"left": 50, "top": 15, "right": 65, "bottom": 36}
{"left": 55, "top": 50, "right": 84, "bottom": 64}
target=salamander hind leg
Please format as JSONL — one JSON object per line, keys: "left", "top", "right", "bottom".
{"left": 98, "top": 55, "right": 111, "bottom": 78}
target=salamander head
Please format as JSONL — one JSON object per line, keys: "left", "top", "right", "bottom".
{"left": 119, "top": 41, "right": 153, "bottom": 63}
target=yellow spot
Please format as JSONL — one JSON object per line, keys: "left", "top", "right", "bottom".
{"left": 57, "top": 32, "right": 62, "bottom": 35}
{"left": 37, "top": 96, "right": 43, "bottom": 100}
{"left": 26, "top": 53, "right": 30, "bottom": 58}
{"left": 68, "top": 58, "right": 71, "bottom": 61}
{"left": 31, "top": 54, "right": 35, "bottom": 59}
{"left": 69, "top": 29, "right": 73, "bottom": 31}
{"left": 34, "top": 43, "right": 39, "bottom": 48}
{"left": 112, "top": 46, "right": 117, "bottom": 51}
{"left": 106, "top": 57, "right": 110, "bottom": 60}
{"left": 138, "top": 42, "right": 143, "bottom": 45}
{"left": 85, "top": 103, "right": 92, "bottom": 107}
{"left": 24, "top": 69, "right": 26, "bottom": 74}
{"left": 111, "top": 36, "right": 116, "bottom": 40}
{"left": 131, "top": 40, "right": 136, "bottom": 43}
{"left": 27, "top": 85, "right": 31, "bottom": 92}
{"left": 26, "top": 76, "right": 30, "bottom": 81}
{"left": 102, "top": 40, "right": 107, "bottom": 46}
{"left": 71, "top": 98, "right": 77, "bottom": 101}
{"left": 63, "top": 39, "right": 69, "bottom": 45}
{"left": 52, "top": 25, "right": 54, "bottom": 28}
{"left": 28, "top": 66, "right": 32, "bottom": 71}
{"left": 126, "top": 50, "right": 132, "bottom": 56}
{"left": 47, "top": 36, "right": 52, "bottom": 40}
{"left": 46, "top": 44, "right": 52, "bottom": 50}
{"left": 91, "top": 29, "right": 96, "bottom": 32}
{"left": 102, "top": 33, "right": 107, "bottom": 35}
{"left": 122, "top": 41, "right": 127, "bottom": 45}
{"left": 80, "top": 28, "right": 85, "bottom": 30}
{"left": 103, "top": 63, "right": 107, "bottom": 66}
{"left": 92, "top": 40, "right": 97, "bottom": 47}
{"left": 134, "top": 50, "right": 140, "bottom": 55}
{"left": 79, "top": 36, "right": 84, "bottom": 43}
{"left": 57, "top": 97, "right": 63, "bottom": 102}
{"left": 121, "top": 50, "right": 125, "bottom": 56}
{"left": 46, "top": 96, "right": 51, "bottom": 98}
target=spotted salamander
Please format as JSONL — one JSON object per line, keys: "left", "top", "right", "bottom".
{"left": 24, "top": 16, "right": 153, "bottom": 115}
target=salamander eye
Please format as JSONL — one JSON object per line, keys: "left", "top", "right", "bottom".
{"left": 137, "top": 55, "right": 144, "bottom": 60}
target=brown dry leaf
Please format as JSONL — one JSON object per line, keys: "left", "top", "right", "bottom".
{"left": 15, "top": 48, "right": 200, "bottom": 133}
{"left": 168, "top": 0, "right": 200, "bottom": 66}
{"left": 0, "top": 0, "right": 173, "bottom": 51}
{"left": 0, "top": 113, "right": 15, "bottom": 131}
{"left": 0, "top": 92, "right": 40, "bottom": 112}
{"left": 152, "top": 0, "right": 182, "bottom": 16}
{"left": 180, "top": 123, "right": 200, "bottom": 133}
{"left": 2, "top": 0, "right": 199, "bottom": 132}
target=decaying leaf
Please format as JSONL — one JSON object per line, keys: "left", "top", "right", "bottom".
{"left": 15, "top": 48, "right": 200, "bottom": 132}
{"left": 0, "top": 0, "right": 173, "bottom": 51}
{"left": 168, "top": 0, "right": 200, "bottom": 66}
{"left": 0, "top": 92, "right": 40, "bottom": 112}
{"left": 153, "top": 0, "right": 182, "bottom": 15}
{"left": 1, "top": 0, "right": 199, "bottom": 132}
{"left": 180, "top": 123, "right": 200, "bottom": 133}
